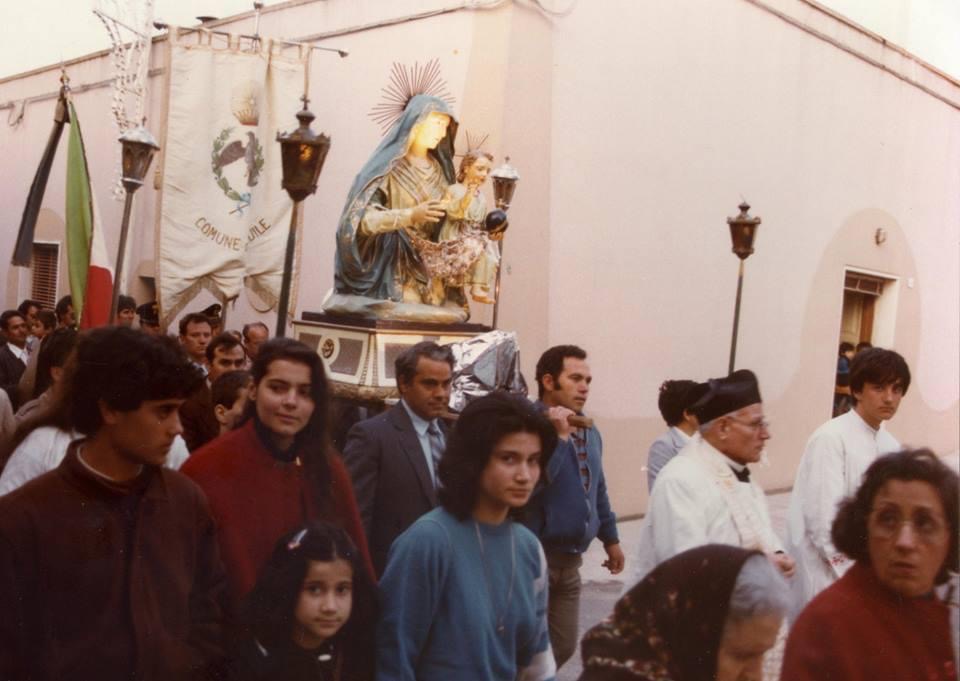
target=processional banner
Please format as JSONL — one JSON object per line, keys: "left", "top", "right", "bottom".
{"left": 157, "top": 29, "right": 307, "bottom": 325}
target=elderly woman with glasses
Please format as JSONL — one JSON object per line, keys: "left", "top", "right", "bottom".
{"left": 782, "top": 448, "right": 958, "bottom": 681}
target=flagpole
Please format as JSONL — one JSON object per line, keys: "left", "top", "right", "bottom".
{"left": 109, "top": 125, "right": 159, "bottom": 325}
{"left": 109, "top": 191, "right": 136, "bottom": 323}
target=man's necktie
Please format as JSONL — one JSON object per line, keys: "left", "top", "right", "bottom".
{"left": 427, "top": 421, "right": 444, "bottom": 488}
{"left": 729, "top": 466, "right": 751, "bottom": 483}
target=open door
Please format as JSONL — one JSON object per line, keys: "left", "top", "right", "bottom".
{"left": 833, "top": 269, "right": 899, "bottom": 415}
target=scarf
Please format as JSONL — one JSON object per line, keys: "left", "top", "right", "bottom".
{"left": 579, "top": 545, "right": 759, "bottom": 681}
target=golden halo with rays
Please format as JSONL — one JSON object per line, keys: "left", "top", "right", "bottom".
{"left": 368, "top": 59, "right": 456, "bottom": 134}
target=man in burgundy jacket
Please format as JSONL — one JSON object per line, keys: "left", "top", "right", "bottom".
{"left": 0, "top": 327, "right": 226, "bottom": 680}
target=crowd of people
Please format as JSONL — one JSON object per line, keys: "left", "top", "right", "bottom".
{"left": 0, "top": 295, "right": 955, "bottom": 681}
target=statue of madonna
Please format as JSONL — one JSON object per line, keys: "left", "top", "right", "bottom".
{"left": 326, "top": 95, "right": 468, "bottom": 322}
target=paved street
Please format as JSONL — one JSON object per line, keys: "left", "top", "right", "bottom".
{"left": 556, "top": 490, "right": 791, "bottom": 680}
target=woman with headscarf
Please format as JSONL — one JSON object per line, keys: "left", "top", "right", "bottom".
{"left": 332, "top": 94, "right": 461, "bottom": 314}
{"left": 781, "top": 449, "right": 958, "bottom": 681}
{"left": 579, "top": 545, "right": 790, "bottom": 681}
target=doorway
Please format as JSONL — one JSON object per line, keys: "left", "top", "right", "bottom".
{"left": 833, "top": 269, "right": 899, "bottom": 415}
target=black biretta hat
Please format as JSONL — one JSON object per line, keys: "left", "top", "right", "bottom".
{"left": 690, "top": 369, "right": 762, "bottom": 422}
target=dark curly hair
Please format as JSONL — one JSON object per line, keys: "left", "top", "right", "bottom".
{"left": 832, "top": 448, "right": 958, "bottom": 584}
{"left": 241, "top": 522, "right": 377, "bottom": 678}
{"left": 438, "top": 391, "right": 557, "bottom": 520}
{"left": 849, "top": 347, "right": 911, "bottom": 403}
{"left": 657, "top": 379, "right": 705, "bottom": 427}
{"left": 66, "top": 327, "right": 204, "bottom": 436}
{"left": 535, "top": 344, "right": 586, "bottom": 400}
{"left": 33, "top": 327, "right": 78, "bottom": 398}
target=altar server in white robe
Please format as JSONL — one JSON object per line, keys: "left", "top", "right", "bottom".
{"left": 784, "top": 347, "right": 909, "bottom": 621}
{"left": 630, "top": 369, "right": 795, "bottom": 585}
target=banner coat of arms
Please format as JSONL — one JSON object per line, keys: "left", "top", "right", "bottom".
{"left": 156, "top": 29, "right": 308, "bottom": 325}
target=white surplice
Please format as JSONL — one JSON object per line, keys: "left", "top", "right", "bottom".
{"left": 629, "top": 433, "right": 783, "bottom": 587}
{"left": 784, "top": 408, "right": 900, "bottom": 621}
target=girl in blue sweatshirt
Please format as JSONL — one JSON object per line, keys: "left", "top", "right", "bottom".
{"left": 376, "top": 392, "right": 558, "bottom": 681}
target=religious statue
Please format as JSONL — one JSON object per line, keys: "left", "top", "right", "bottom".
{"left": 326, "top": 94, "right": 469, "bottom": 323}
{"left": 436, "top": 151, "right": 501, "bottom": 304}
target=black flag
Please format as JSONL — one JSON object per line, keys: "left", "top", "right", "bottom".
{"left": 11, "top": 87, "right": 69, "bottom": 266}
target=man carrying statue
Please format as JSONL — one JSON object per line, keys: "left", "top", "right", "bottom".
{"left": 328, "top": 94, "right": 502, "bottom": 322}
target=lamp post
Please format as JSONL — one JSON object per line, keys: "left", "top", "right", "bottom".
{"left": 726, "top": 201, "right": 761, "bottom": 373}
{"left": 275, "top": 97, "right": 331, "bottom": 336}
{"left": 109, "top": 125, "right": 159, "bottom": 324}
{"left": 489, "top": 157, "right": 519, "bottom": 329}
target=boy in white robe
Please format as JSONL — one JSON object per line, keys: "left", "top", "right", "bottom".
{"left": 784, "top": 347, "right": 909, "bottom": 621}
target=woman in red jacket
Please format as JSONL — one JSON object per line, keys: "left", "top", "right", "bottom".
{"left": 182, "top": 338, "right": 373, "bottom": 611}
{"left": 782, "top": 449, "right": 957, "bottom": 681}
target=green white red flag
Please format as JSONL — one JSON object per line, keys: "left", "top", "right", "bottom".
{"left": 65, "top": 99, "right": 113, "bottom": 329}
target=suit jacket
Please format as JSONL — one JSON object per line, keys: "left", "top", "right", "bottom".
{"left": 341, "top": 404, "right": 442, "bottom": 577}
{"left": 0, "top": 345, "right": 27, "bottom": 411}
{"left": 646, "top": 427, "right": 689, "bottom": 492}
{"left": 179, "top": 383, "right": 219, "bottom": 452}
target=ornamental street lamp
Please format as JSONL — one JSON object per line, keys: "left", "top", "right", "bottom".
{"left": 489, "top": 157, "right": 519, "bottom": 329}
{"left": 726, "top": 201, "right": 761, "bottom": 373}
{"left": 275, "top": 97, "right": 331, "bottom": 336}
{"left": 109, "top": 124, "right": 159, "bottom": 324}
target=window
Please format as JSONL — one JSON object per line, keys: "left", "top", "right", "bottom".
{"left": 31, "top": 242, "right": 59, "bottom": 310}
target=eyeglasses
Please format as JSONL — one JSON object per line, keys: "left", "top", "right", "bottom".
{"left": 869, "top": 508, "right": 947, "bottom": 543}
{"left": 727, "top": 417, "right": 770, "bottom": 432}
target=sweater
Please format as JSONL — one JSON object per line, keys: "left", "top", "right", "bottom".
{"left": 181, "top": 419, "right": 373, "bottom": 610}
{"left": 523, "top": 403, "right": 619, "bottom": 553}
{"left": 782, "top": 561, "right": 956, "bottom": 681}
{"left": 0, "top": 444, "right": 226, "bottom": 680}
{"left": 376, "top": 507, "right": 556, "bottom": 681}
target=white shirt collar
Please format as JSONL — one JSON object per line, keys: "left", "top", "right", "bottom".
{"left": 670, "top": 426, "right": 692, "bottom": 444}
{"left": 848, "top": 407, "right": 882, "bottom": 436}
{"left": 7, "top": 343, "right": 27, "bottom": 363}
{"left": 401, "top": 398, "right": 436, "bottom": 436}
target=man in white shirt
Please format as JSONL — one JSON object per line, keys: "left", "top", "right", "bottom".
{"left": 646, "top": 379, "right": 707, "bottom": 491}
{"left": 631, "top": 369, "right": 795, "bottom": 584}
{"left": 0, "top": 310, "right": 30, "bottom": 410}
{"left": 785, "top": 347, "right": 910, "bottom": 620}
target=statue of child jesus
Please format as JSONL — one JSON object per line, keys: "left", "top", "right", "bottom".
{"left": 437, "top": 150, "right": 501, "bottom": 304}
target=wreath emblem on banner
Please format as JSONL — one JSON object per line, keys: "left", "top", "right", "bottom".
{"left": 211, "top": 126, "right": 265, "bottom": 215}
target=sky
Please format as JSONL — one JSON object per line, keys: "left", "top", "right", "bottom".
{"left": 0, "top": 0, "right": 280, "bottom": 79}
{"left": 0, "top": 0, "right": 958, "bottom": 81}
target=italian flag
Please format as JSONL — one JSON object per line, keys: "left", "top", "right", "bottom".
{"left": 65, "top": 100, "right": 113, "bottom": 329}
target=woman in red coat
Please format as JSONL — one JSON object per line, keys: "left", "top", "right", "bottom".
{"left": 782, "top": 449, "right": 958, "bottom": 681}
{"left": 182, "top": 338, "right": 373, "bottom": 611}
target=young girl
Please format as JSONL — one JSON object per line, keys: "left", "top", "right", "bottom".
{"left": 233, "top": 522, "right": 377, "bottom": 681}
{"left": 376, "top": 392, "right": 559, "bottom": 681}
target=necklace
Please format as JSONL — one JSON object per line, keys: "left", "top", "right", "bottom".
{"left": 473, "top": 521, "right": 516, "bottom": 636}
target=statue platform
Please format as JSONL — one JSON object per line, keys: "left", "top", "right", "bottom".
{"left": 292, "top": 312, "right": 491, "bottom": 402}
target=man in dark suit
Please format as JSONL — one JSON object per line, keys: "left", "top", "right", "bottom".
{"left": 342, "top": 341, "right": 454, "bottom": 576}
{"left": 0, "top": 310, "right": 29, "bottom": 410}
{"left": 179, "top": 332, "right": 246, "bottom": 451}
